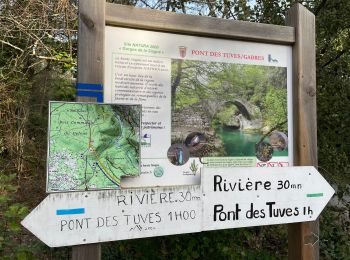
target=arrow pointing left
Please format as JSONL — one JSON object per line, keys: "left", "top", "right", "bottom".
{"left": 21, "top": 186, "right": 202, "bottom": 247}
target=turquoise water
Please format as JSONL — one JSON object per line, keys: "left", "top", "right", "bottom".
{"left": 216, "top": 127, "right": 288, "bottom": 157}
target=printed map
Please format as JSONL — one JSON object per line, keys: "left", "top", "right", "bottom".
{"left": 47, "top": 102, "right": 141, "bottom": 192}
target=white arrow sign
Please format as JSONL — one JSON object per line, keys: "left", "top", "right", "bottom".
{"left": 21, "top": 186, "right": 201, "bottom": 247}
{"left": 22, "top": 167, "right": 334, "bottom": 247}
{"left": 201, "top": 166, "right": 334, "bottom": 231}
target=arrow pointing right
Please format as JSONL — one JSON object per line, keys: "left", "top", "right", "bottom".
{"left": 201, "top": 166, "right": 335, "bottom": 231}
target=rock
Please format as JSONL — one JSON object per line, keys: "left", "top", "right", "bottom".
{"left": 261, "top": 125, "right": 271, "bottom": 134}
{"left": 238, "top": 114, "right": 263, "bottom": 132}
{"left": 224, "top": 116, "right": 240, "bottom": 129}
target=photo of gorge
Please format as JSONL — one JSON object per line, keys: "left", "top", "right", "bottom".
{"left": 171, "top": 59, "right": 289, "bottom": 158}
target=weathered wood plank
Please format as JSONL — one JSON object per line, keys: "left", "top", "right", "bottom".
{"left": 106, "top": 3, "right": 295, "bottom": 45}
{"left": 76, "top": 0, "right": 105, "bottom": 103}
{"left": 72, "top": 244, "right": 101, "bottom": 260}
{"left": 286, "top": 3, "right": 318, "bottom": 260}
{"left": 73, "top": 0, "right": 105, "bottom": 258}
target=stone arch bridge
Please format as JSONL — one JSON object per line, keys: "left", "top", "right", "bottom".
{"left": 172, "top": 98, "right": 263, "bottom": 136}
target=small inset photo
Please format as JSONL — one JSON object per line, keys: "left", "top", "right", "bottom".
{"left": 255, "top": 142, "right": 273, "bottom": 162}
{"left": 167, "top": 144, "right": 190, "bottom": 166}
{"left": 184, "top": 132, "right": 206, "bottom": 154}
{"left": 269, "top": 131, "right": 288, "bottom": 151}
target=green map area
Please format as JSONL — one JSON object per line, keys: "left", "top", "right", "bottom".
{"left": 47, "top": 102, "right": 141, "bottom": 192}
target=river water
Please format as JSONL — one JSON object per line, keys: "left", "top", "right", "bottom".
{"left": 216, "top": 127, "right": 288, "bottom": 157}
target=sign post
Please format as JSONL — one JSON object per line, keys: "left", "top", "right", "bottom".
{"left": 73, "top": 0, "right": 105, "bottom": 259}
{"left": 22, "top": 186, "right": 202, "bottom": 247}
{"left": 201, "top": 167, "right": 333, "bottom": 231}
{"left": 21, "top": 2, "right": 323, "bottom": 259}
{"left": 21, "top": 167, "right": 333, "bottom": 247}
{"left": 286, "top": 5, "right": 318, "bottom": 260}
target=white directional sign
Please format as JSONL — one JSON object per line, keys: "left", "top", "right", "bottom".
{"left": 22, "top": 167, "right": 334, "bottom": 247}
{"left": 201, "top": 166, "right": 334, "bottom": 231}
{"left": 21, "top": 186, "right": 201, "bottom": 247}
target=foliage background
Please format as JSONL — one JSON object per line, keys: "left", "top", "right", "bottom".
{"left": 0, "top": 0, "right": 349, "bottom": 259}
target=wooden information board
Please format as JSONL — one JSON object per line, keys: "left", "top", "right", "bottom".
{"left": 69, "top": 1, "right": 318, "bottom": 259}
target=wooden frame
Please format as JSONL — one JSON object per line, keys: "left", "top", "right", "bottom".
{"left": 105, "top": 3, "right": 294, "bottom": 44}
{"left": 75, "top": 1, "right": 317, "bottom": 259}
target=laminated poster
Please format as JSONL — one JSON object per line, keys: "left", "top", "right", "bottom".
{"left": 104, "top": 26, "right": 293, "bottom": 188}
{"left": 47, "top": 102, "right": 141, "bottom": 192}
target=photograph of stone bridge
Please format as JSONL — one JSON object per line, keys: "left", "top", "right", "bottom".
{"left": 171, "top": 59, "right": 289, "bottom": 158}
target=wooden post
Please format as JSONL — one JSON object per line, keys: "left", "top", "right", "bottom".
{"left": 72, "top": 0, "right": 105, "bottom": 259}
{"left": 72, "top": 244, "right": 101, "bottom": 260}
{"left": 286, "top": 4, "right": 318, "bottom": 260}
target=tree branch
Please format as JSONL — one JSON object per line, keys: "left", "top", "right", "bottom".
{"left": 321, "top": 49, "right": 348, "bottom": 69}
{"left": 0, "top": 39, "right": 24, "bottom": 52}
